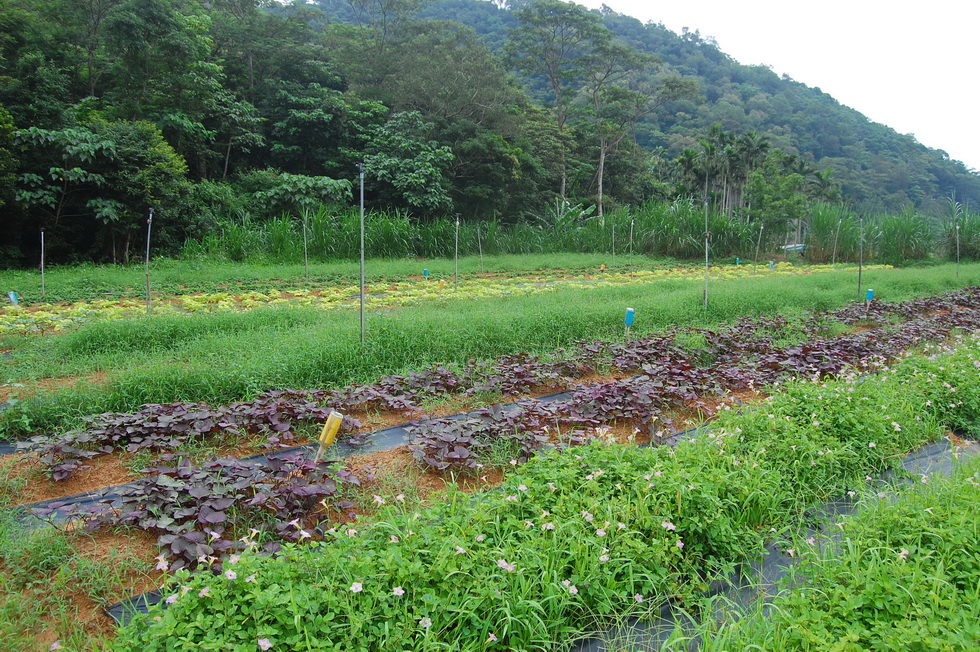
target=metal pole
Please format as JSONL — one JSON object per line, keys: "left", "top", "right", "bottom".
{"left": 40, "top": 230, "right": 45, "bottom": 298}
{"left": 358, "top": 163, "right": 365, "bottom": 345}
{"left": 956, "top": 223, "right": 961, "bottom": 277}
{"left": 629, "top": 218, "right": 634, "bottom": 278}
{"left": 477, "top": 223, "right": 483, "bottom": 273}
{"left": 857, "top": 215, "right": 864, "bottom": 301}
{"left": 303, "top": 213, "right": 309, "bottom": 283}
{"left": 704, "top": 199, "right": 709, "bottom": 310}
{"left": 831, "top": 218, "right": 842, "bottom": 266}
{"left": 454, "top": 214, "right": 460, "bottom": 292}
{"left": 145, "top": 208, "right": 153, "bottom": 315}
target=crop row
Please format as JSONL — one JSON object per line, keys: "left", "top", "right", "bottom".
{"left": 27, "top": 286, "right": 980, "bottom": 482}
{"left": 109, "top": 330, "right": 980, "bottom": 651}
{"left": 0, "top": 263, "right": 881, "bottom": 336}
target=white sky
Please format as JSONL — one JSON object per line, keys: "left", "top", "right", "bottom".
{"left": 577, "top": 0, "right": 980, "bottom": 172}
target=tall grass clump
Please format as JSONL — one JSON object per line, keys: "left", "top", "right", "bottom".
{"left": 805, "top": 202, "right": 861, "bottom": 263}
{"left": 874, "top": 207, "right": 937, "bottom": 265}
{"left": 634, "top": 198, "right": 755, "bottom": 259}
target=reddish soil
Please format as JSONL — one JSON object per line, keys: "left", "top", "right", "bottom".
{"left": 0, "top": 371, "right": 109, "bottom": 403}
{"left": 29, "top": 529, "right": 162, "bottom": 648}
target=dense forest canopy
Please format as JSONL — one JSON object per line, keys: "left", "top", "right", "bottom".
{"left": 1, "top": 0, "right": 978, "bottom": 265}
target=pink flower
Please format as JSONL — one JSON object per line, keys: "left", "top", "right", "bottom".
{"left": 165, "top": 594, "right": 178, "bottom": 604}
{"left": 395, "top": 494, "right": 405, "bottom": 502}
{"left": 542, "top": 522, "right": 555, "bottom": 530}
{"left": 258, "top": 638, "right": 273, "bottom": 650}
{"left": 599, "top": 554, "right": 609, "bottom": 562}
{"left": 224, "top": 569, "right": 237, "bottom": 580}
{"left": 198, "top": 586, "right": 210, "bottom": 597}
{"left": 634, "top": 593, "right": 643, "bottom": 603}
{"left": 456, "top": 546, "right": 467, "bottom": 554}
{"left": 518, "top": 484, "right": 528, "bottom": 492}
{"left": 155, "top": 556, "right": 169, "bottom": 571}
{"left": 374, "top": 495, "right": 386, "bottom": 505}
{"left": 497, "top": 559, "right": 516, "bottom": 572}
{"left": 581, "top": 511, "right": 594, "bottom": 522}
{"left": 350, "top": 582, "right": 363, "bottom": 593}
{"left": 245, "top": 574, "right": 257, "bottom": 583}
{"left": 50, "top": 642, "right": 62, "bottom": 651}
{"left": 661, "top": 521, "right": 676, "bottom": 531}
{"left": 475, "top": 535, "right": 485, "bottom": 542}
{"left": 228, "top": 555, "right": 240, "bottom": 565}
{"left": 676, "top": 540, "right": 684, "bottom": 549}
{"left": 393, "top": 586, "right": 405, "bottom": 596}
{"left": 390, "top": 536, "right": 399, "bottom": 543}
{"left": 419, "top": 617, "right": 433, "bottom": 628}
{"left": 596, "top": 528, "right": 606, "bottom": 537}
{"left": 487, "top": 632, "right": 498, "bottom": 642}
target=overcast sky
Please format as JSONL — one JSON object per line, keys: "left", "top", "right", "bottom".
{"left": 576, "top": 0, "right": 980, "bottom": 172}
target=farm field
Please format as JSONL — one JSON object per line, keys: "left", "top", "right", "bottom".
{"left": 0, "top": 258, "right": 883, "bottom": 336}
{"left": 0, "top": 258, "right": 979, "bottom": 650}
{"left": 2, "top": 260, "right": 979, "bottom": 439}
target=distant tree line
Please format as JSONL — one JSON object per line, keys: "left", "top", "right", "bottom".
{"left": 1, "top": 0, "right": 977, "bottom": 266}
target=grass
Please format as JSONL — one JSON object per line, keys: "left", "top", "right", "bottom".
{"left": 0, "top": 507, "right": 155, "bottom": 651}
{"left": 4, "top": 263, "right": 980, "bottom": 439}
{"left": 108, "top": 331, "right": 980, "bottom": 651}
{"left": 683, "top": 455, "right": 980, "bottom": 651}
{"left": 0, "top": 253, "right": 682, "bottom": 305}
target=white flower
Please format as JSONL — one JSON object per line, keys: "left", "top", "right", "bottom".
{"left": 393, "top": 586, "right": 405, "bottom": 596}
{"left": 419, "top": 617, "right": 432, "bottom": 628}
{"left": 350, "top": 582, "right": 363, "bottom": 593}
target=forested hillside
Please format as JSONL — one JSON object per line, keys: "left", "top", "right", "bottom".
{"left": 1, "top": 0, "right": 977, "bottom": 266}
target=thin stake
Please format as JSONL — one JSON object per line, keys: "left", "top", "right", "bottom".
{"left": 857, "top": 215, "right": 864, "bottom": 301}
{"left": 831, "top": 218, "right": 842, "bottom": 266}
{"left": 358, "top": 163, "right": 365, "bottom": 345}
{"left": 629, "top": 218, "right": 634, "bottom": 279}
{"left": 956, "top": 223, "right": 961, "bottom": 277}
{"left": 612, "top": 223, "right": 616, "bottom": 260}
{"left": 145, "top": 208, "right": 153, "bottom": 315}
{"left": 40, "top": 230, "right": 45, "bottom": 298}
{"left": 302, "top": 213, "right": 309, "bottom": 283}
{"left": 703, "top": 199, "right": 709, "bottom": 310}
{"left": 754, "top": 223, "right": 764, "bottom": 263}
{"left": 454, "top": 214, "right": 460, "bottom": 292}
{"left": 477, "top": 223, "right": 483, "bottom": 273}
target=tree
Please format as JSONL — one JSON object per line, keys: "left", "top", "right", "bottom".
{"left": 506, "top": 0, "right": 608, "bottom": 198}
{"left": 746, "top": 150, "right": 807, "bottom": 244}
{"left": 360, "top": 111, "right": 454, "bottom": 214}
{"left": 13, "top": 118, "right": 190, "bottom": 262}
{"left": 581, "top": 39, "right": 696, "bottom": 219}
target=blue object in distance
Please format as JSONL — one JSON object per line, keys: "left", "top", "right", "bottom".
{"left": 7, "top": 291, "right": 16, "bottom": 304}
{"left": 867, "top": 288, "right": 874, "bottom": 301}
{"left": 423, "top": 269, "right": 429, "bottom": 278}
{"left": 624, "top": 308, "right": 635, "bottom": 326}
